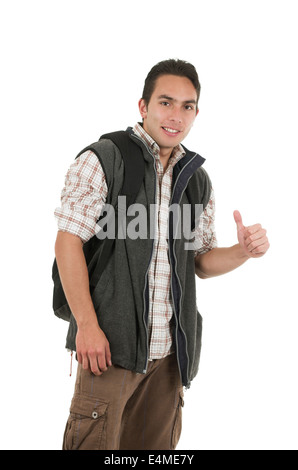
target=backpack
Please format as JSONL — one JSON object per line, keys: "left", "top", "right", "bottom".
{"left": 52, "top": 130, "right": 200, "bottom": 322}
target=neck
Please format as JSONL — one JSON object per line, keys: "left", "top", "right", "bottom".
{"left": 159, "top": 146, "right": 173, "bottom": 159}
{"left": 159, "top": 148, "right": 173, "bottom": 170}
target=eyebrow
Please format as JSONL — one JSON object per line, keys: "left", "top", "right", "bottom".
{"left": 157, "top": 94, "right": 197, "bottom": 105}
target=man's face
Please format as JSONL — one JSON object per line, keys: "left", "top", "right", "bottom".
{"left": 139, "top": 74, "right": 199, "bottom": 153}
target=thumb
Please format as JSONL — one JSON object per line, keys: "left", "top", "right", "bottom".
{"left": 233, "top": 210, "right": 245, "bottom": 231}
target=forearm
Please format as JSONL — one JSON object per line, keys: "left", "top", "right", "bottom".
{"left": 195, "top": 244, "right": 250, "bottom": 279}
{"left": 54, "top": 231, "right": 98, "bottom": 328}
{"left": 55, "top": 231, "right": 112, "bottom": 373}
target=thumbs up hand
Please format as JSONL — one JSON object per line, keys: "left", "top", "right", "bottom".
{"left": 233, "top": 210, "right": 270, "bottom": 258}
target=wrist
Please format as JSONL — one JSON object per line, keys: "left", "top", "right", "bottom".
{"left": 234, "top": 243, "right": 250, "bottom": 261}
{"left": 75, "top": 309, "right": 99, "bottom": 331}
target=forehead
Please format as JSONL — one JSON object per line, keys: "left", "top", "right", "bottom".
{"left": 152, "top": 74, "right": 197, "bottom": 101}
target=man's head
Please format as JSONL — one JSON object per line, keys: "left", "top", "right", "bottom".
{"left": 139, "top": 59, "right": 201, "bottom": 154}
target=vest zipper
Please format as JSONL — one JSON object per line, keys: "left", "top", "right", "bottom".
{"left": 130, "top": 134, "right": 157, "bottom": 374}
{"left": 130, "top": 133, "right": 200, "bottom": 382}
{"left": 169, "top": 153, "right": 200, "bottom": 388}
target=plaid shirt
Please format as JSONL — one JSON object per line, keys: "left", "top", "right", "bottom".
{"left": 55, "top": 124, "right": 217, "bottom": 359}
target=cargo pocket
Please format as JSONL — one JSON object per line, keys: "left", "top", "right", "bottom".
{"left": 171, "top": 390, "right": 184, "bottom": 450}
{"left": 63, "top": 394, "right": 108, "bottom": 450}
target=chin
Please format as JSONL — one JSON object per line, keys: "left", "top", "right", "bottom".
{"left": 158, "top": 133, "right": 183, "bottom": 148}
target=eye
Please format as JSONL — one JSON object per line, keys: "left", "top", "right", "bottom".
{"left": 160, "top": 101, "right": 170, "bottom": 106}
{"left": 185, "top": 105, "right": 194, "bottom": 111}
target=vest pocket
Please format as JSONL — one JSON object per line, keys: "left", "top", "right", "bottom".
{"left": 63, "top": 394, "right": 108, "bottom": 450}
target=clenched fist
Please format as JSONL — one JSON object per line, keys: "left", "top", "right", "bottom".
{"left": 233, "top": 210, "right": 270, "bottom": 258}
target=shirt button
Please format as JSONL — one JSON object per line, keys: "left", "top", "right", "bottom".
{"left": 92, "top": 411, "right": 98, "bottom": 419}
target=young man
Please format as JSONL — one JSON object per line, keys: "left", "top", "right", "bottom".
{"left": 54, "top": 59, "right": 269, "bottom": 450}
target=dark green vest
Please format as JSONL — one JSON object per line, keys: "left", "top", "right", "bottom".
{"left": 63, "top": 128, "right": 211, "bottom": 388}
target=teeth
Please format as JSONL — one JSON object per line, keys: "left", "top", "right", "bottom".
{"left": 163, "top": 127, "right": 179, "bottom": 134}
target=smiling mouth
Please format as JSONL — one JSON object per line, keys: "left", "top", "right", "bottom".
{"left": 162, "top": 127, "right": 181, "bottom": 135}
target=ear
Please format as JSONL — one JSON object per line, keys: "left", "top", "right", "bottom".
{"left": 138, "top": 98, "right": 148, "bottom": 119}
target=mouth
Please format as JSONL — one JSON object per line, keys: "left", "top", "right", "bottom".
{"left": 161, "top": 127, "right": 181, "bottom": 136}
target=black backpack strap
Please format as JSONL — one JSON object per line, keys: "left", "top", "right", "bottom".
{"left": 100, "top": 130, "right": 145, "bottom": 206}
{"left": 88, "top": 130, "right": 145, "bottom": 290}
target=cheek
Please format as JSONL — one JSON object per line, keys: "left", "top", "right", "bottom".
{"left": 185, "top": 117, "right": 196, "bottom": 131}
{"left": 153, "top": 106, "right": 168, "bottom": 121}
{"left": 149, "top": 114, "right": 164, "bottom": 132}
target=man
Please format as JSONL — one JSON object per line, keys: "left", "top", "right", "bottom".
{"left": 54, "top": 59, "right": 269, "bottom": 450}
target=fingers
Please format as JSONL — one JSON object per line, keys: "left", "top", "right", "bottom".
{"left": 243, "top": 224, "right": 270, "bottom": 256}
{"left": 105, "top": 344, "right": 112, "bottom": 368}
{"left": 250, "top": 237, "right": 269, "bottom": 255}
{"left": 87, "top": 349, "right": 109, "bottom": 376}
{"left": 82, "top": 354, "right": 90, "bottom": 372}
{"left": 245, "top": 226, "right": 267, "bottom": 247}
{"left": 76, "top": 327, "right": 112, "bottom": 376}
{"left": 89, "top": 351, "right": 105, "bottom": 376}
{"left": 79, "top": 347, "right": 112, "bottom": 376}
{"left": 77, "top": 350, "right": 109, "bottom": 376}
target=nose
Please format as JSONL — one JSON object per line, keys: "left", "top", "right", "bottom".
{"left": 169, "top": 106, "right": 182, "bottom": 123}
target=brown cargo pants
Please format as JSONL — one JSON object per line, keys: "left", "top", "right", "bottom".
{"left": 62, "top": 353, "right": 184, "bottom": 450}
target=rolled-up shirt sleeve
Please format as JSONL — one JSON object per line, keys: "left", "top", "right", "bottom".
{"left": 193, "top": 187, "right": 218, "bottom": 256}
{"left": 54, "top": 150, "right": 108, "bottom": 243}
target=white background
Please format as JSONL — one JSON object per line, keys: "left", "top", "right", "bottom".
{"left": 0, "top": 0, "right": 297, "bottom": 450}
